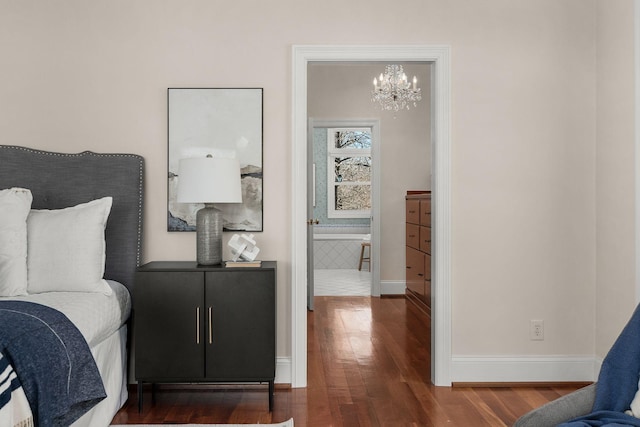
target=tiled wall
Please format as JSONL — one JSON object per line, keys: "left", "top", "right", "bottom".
{"left": 313, "top": 225, "right": 370, "bottom": 269}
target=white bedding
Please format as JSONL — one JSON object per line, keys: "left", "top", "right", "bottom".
{"left": 72, "top": 325, "right": 129, "bottom": 427}
{"left": 0, "top": 279, "right": 131, "bottom": 346}
{"left": 0, "top": 280, "right": 132, "bottom": 426}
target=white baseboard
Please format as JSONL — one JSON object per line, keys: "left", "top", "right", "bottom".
{"left": 381, "top": 280, "right": 405, "bottom": 295}
{"left": 278, "top": 351, "right": 603, "bottom": 386}
{"left": 275, "top": 357, "right": 291, "bottom": 384}
{"left": 594, "top": 356, "right": 603, "bottom": 380}
{"left": 451, "top": 355, "right": 598, "bottom": 383}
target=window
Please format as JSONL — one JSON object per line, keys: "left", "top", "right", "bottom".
{"left": 327, "top": 128, "right": 372, "bottom": 218}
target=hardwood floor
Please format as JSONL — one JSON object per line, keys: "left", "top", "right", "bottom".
{"left": 112, "top": 296, "right": 582, "bottom": 426}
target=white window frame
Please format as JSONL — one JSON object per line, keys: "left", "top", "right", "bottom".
{"left": 326, "top": 127, "right": 372, "bottom": 219}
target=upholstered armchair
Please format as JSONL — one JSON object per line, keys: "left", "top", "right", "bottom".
{"left": 513, "top": 383, "right": 596, "bottom": 426}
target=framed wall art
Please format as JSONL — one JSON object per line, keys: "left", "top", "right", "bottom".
{"left": 167, "top": 88, "right": 263, "bottom": 232}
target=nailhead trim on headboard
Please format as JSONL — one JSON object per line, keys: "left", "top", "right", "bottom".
{"left": 0, "top": 145, "right": 145, "bottom": 291}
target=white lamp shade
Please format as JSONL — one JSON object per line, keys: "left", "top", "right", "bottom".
{"left": 177, "top": 157, "right": 243, "bottom": 203}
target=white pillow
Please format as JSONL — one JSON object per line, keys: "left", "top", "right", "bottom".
{"left": 0, "top": 188, "right": 32, "bottom": 296}
{"left": 27, "top": 197, "right": 113, "bottom": 295}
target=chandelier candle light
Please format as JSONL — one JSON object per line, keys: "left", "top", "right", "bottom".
{"left": 177, "top": 155, "right": 243, "bottom": 266}
{"left": 372, "top": 64, "right": 422, "bottom": 112}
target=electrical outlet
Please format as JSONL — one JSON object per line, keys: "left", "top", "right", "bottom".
{"left": 530, "top": 320, "right": 544, "bottom": 341}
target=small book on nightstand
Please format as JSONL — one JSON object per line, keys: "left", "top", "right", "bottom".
{"left": 225, "top": 260, "right": 262, "bottom": 268}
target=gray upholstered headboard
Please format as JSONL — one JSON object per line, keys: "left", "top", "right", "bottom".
{"left": 0, "top": 145, "right": 144, "bottom": 294}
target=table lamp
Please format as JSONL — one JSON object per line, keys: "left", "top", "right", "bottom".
{"left": 177, "top": 155, "right": 242, "bottom": 265}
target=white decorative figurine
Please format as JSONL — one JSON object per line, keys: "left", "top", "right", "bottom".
{"left": 228, "top": 233, "right": 260, "bottom": 262}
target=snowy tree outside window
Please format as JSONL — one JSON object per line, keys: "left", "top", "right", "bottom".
{"left": 327, "top": 128, "right": 372, "bottom": 218}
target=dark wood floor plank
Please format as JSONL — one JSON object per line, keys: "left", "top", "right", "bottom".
{"left": 113, "top": 296, "right": 583, "bottom": 426}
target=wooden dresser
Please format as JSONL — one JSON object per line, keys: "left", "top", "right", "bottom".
{"left": 405, "top": 192, "right": 431, "bottom": 315}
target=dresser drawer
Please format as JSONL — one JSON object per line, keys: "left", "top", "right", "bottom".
{"left": 406, "top": 223, "right": 420, "bottom": 250}
{"left": 424, "top": 253, "right": 431, "bottom": 307}
{"left": 406, "top": 246, "right": 426, "bottom": 297}
{"left": 420, "top": 197, "right": 431, "bottom": 226}
{"left": 424, "top": 278, "right": 431, "bottom": 305}
{"left": 424, "top": 252, "right": 431, "bottom": 279}
{"left": 406, "top": 199, "right": 420, "bottom": 224}
{"left": 420, "top": 226, "right": 431, "bottom": 254}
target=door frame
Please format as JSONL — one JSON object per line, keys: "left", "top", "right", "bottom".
{"left": 291, "top": 45, "right": 452, "bottom": 387}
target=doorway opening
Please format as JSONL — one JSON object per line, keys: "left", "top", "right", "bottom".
{"left": 306, "top": 59, "right": 431, "bottom": 307}
{"left": 307, "top": 120, "right": 378, "bottom": 307}
{"left": 291, "top": 45, "right": 452, "bottom": 388}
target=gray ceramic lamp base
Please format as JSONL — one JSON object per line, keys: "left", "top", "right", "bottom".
{"left": 196, "top": 204, "right": 223, "bottom": 266}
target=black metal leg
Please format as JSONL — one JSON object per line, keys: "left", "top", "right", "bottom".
{"left": 151, "top": 383, "right": 156, "bottom": 405}
{"left": 268, "top": 379, "right": 274, "bottom": 411}
{"left": 137, "top": 381, "right": 143, "bottom": 412}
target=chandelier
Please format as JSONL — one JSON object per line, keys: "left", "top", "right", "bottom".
{"left": 371, "top": 64, "right": 421, "bottom": 112}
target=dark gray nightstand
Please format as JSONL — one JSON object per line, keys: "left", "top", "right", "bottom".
{"left": 134, "top": 261, "right": 277, "bottom": 411}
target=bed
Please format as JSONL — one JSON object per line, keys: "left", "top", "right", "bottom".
{"left": 0, "top": 145, "right": 144, "bottom": 426}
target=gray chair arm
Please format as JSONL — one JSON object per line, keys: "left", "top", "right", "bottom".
{"left": 513, "top": 383, "right": 596, "bottom": 427}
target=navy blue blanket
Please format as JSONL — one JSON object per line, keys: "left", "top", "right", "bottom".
{"left": 0, "top": 300, "right": 106, "bottom": 426}
{"left": 560, "top": 303, "right": 640, "bottom": 427}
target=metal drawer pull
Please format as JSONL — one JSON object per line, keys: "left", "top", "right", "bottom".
{"left": 208, "top": 306, "right": 213, "bottom": 344}
{"left": 196, "top": 307, "right": 200, "bottom": 344}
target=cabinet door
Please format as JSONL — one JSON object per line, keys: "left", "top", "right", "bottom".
{"left": 135, "top": 271, "right": 205, "bottom": 380}
{"left": 205, "top": 270, "right": 275, "bottom": 381}
{"left": 406, "top": 246, "right": 425, "bottom": 297}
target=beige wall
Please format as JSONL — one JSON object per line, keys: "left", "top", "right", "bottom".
{"left": 595, "top": 0, "right": 636, "bottom": 359}
{"left": 307, "top": 62, "right": 431, "bottom": 282}
{"left": 451, "top": 3, "right": 598, "bottom": 356}
{"left": 0, "top": 0, "right": 635, "bottom": 379}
